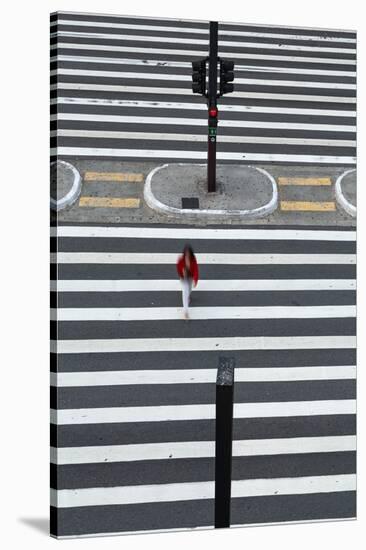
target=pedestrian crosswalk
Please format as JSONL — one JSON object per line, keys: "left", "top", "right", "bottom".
{"left": 50, "top": 224, "right": 356, "bottom": 537}
{"left": 50, "top": 12, "right": 356, "bottom": 166}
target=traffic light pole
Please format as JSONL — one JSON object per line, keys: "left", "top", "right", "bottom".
{"left": 207, "top": 21, "right": 218, "bottom": 193}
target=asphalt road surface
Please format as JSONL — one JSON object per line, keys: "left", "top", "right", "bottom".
{"left": 50, "top": 224, "right": 356, "bottom": 537}
{"left": 50, "top": 12, "right": 356, "bottom": 166}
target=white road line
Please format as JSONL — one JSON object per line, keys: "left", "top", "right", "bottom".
{"left": 51, "top": 252, "right": 356, "bottom": 264}
{"left": 51, "top": 335, "right": 356, "bottom": 354}
{"left": 219, "top": 20, "right": 356, "bottom": 34}
{"left": 220, "top": 30, "right": 356, "bottom": 43}
{"left": 51, "top": 130, "right": 356, "bottom": 148}
{"left": 52, "top": 55, "right": 357, "bottom": 76}
{"left": 51, "top": 279, "right": 356, "bottom": 292}
{"left": 51, "top": 113, "right": 356, "bottom": 131}
{"left": 50, "top": 435, "right": 356, "bottom": 464}
{"left": 51, "top": 474, "right": 356, "bottom": 507}
{"left": 52, "top": 83, "right": 357, "bottom": 103}
{"left": 53, "top": 15, "right": 356, "bottom": 36}
{"left": 53, "top": 97, "right": 356, "bottom": 116}
{"left": 230, "top": 474, "right": 356, "bottom": 498}
{"left": 52, "top": 305, "right": 356, "bottom": 322}
{"left": 51, "top": 42, "right": 357, "bottom": 65}
{"left": 51, "top": 400, "right": 356, "bottom": 425}
{"left": 54, "top": 20, "right": 357, "bottom": 43}
{"left": 52, "top": 31, "right": 356, "bottom": 54}
{"left": 51, "top": 226, "right": 356, "bottom": 241}
{"left": 51, "top": 366, "right": 356, "bottom": 387}
{"left": 51, "top": 147, "right": 356, "bottom": 164}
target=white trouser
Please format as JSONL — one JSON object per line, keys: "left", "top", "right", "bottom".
{"left": 181, "top": 277, "right": 192, "bottom": 312}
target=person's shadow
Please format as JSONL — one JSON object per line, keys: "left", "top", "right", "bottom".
{"left": 18, "top": 517, "right": 49, "bottom": 536}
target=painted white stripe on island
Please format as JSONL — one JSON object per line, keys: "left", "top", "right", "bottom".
{"left": 53, "top": 304, "right": 356, "bottom": 322}
{"left": 51, "top": 366, "right": 356, "bottom": 387}
{"left": 51, "top": 335, "right": 356, "bottom": 354}
{"left": 52, "top": 114, "right": 356, "bottom": 131}
{"left": 51, "top": 278, "right": 356, "bottom": 293}
{"left": 53, "top": 33, "right": 356, "bottom": 55}
{"left": 52, "top": 42, "right": 357, "bottom": 65}
{"left": 51, "top": 435, "right": 356, "bottom": 464}
{"left": 51, "top": 474, "right": 356, "bottom": 507}
{"left": 51, "top": 129, "right": 356, "bottom": 148}
{"left": 51, "top": 225, "right": 356, "bottom": 241}
{"left": 55, "top": 19, "right": 356, "bottom": 42}
{"left": 51, "top": 399, "right": 356, "bottom": 425}
{"left": 52, "top": 252, "right": 356, "bottom": 265}
{"left": 53, "top": 55, "right": 357, "bottom": 76}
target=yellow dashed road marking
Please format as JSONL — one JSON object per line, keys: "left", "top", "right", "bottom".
{"left": 79, "top": 197, "right": 141, "bottom": 208}
{"left": 84, "top": 172, "right": 144, "bottom": 182}
{"left": 278, "top": 177, "right": 332, "bottom": 186}
{"left": 280, "top": 201, "right": 336, "bottom": 212}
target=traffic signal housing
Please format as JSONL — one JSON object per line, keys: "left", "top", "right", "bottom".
{"left": 192, "top": 59, "right": 207, "bottom": 96}
{"left": 219, "top": 59, "right": 234, "bottom": 96}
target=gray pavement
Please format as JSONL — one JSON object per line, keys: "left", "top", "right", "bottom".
{"left": 145, "top": 164, "right": 276, "bottom": 220}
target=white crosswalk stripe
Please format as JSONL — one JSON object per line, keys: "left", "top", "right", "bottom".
{"left": 51, "top": 113, "right": 356, "bottom": 131}
{"left": 53, "top": 54, "right": 357, "bottom": 76}
{"left": 52, "top": 32, "right": 356, "bottom": 54}
{"left": 51, "top": 366, "right": 356, "bottom": 386}
{"left": 52, "top": 400, "right": 356, "bottom": 424}
{"left": 52, "top": 252, "right": 356, "bottom": 264}
{"left": 51, "top": 436, "right": 357, "bottom": 464}
{"left": 50, "top": 222, "right": 356, "bottom": 536}
{"left": 51, "top": 474, "right": 356, "bottom": 508}
{"left": 50, "top": 42, "right": 356, "bottom": 64}
{"left": 51, "top": 12, "right": 356, "bottom": 165}
{"left": 52, "top": 305, "right": 356, "bottom": 321}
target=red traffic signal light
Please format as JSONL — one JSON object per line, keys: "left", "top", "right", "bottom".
{"left": 209, "top": 107, "right": 218, "bottom": 118}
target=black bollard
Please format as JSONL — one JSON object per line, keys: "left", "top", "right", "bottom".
{"left": 214, "top": 356, "right": 235, "bottom": 528}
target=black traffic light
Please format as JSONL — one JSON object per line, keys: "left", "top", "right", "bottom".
{"left": 192, "top": 59, "right": 207, "bottom": 95}
{"left": 219, "top": 59, "right": 234, "bottom": 96}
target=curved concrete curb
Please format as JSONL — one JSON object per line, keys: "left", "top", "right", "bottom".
{"left": 144, "top": 163, "right": 278, "bottom": 220}
{"left": 50, "top": 160, "right": 82, "bottom": 211}
{"left": 335, "top": 169, "right": 356, "bottom": 218}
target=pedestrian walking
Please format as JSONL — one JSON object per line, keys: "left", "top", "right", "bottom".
{"left": 176, "top": 245, "right": 199, "bottom": 319}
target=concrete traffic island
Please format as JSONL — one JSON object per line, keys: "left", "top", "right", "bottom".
{"left": 50, "top": 160, "right": 82, "bottom": 211}
{"left": 144, "top": 164, "right": 278, "bottom": 221}
{"left": 335, "top": 169, "right": 356, "bottom": 218}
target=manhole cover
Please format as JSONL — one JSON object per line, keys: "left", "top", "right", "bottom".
{"left": 182, "top": 197, "right": 200, "bottom": 209}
